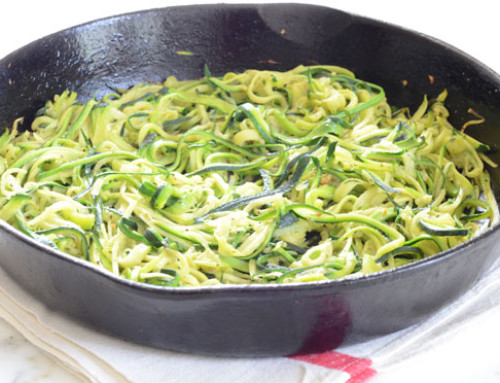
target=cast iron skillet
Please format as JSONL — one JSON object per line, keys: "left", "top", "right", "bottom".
{"left": 1, "top": 3, "right": 500, "bottom": 356}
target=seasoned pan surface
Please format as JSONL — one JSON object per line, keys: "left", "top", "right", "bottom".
{"left": 1, "top": 4, "right": 500, "bottom": 356}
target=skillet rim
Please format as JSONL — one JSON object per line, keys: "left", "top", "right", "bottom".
{"left": 1, "top": 2, "right": 499, "bottom": 294}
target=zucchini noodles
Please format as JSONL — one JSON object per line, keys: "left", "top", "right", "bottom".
{"left": 0, "top": 65, "right": 497, "bottom": 286}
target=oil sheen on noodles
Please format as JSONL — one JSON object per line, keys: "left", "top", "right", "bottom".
{"left": 0, "top": 65, "right": 497, "bottom": 287}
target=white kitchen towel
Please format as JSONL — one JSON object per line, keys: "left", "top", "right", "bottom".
{"left": 1, "top": 257, "right": 500, "bottom": 383}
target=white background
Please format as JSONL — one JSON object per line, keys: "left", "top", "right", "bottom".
{"left": 1, "top": 1, "right": 499, "bottom": 382}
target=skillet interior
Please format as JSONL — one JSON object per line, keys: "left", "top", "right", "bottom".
{"left": 0, "top": 3, "right": 500, "bottom": 356}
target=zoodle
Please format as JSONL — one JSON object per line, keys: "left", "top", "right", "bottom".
{"left": 0, "top": 65, "right": 497, "bottom": 286}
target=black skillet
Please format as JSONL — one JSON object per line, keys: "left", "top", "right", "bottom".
{"left": 1, "top": 3, "right": 500, "bottom": 356}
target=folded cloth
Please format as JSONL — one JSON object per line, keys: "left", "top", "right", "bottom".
{"left": 1, "top": 258, "right": 500, "bottom": 383}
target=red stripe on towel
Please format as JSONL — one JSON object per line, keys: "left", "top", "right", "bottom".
{"left": 290, "top": 351, "right": 376, "bottom": 383}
